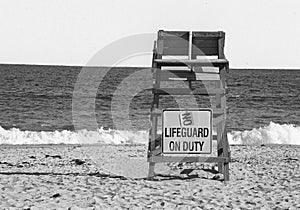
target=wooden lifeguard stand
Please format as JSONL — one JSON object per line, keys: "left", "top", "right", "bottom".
{"left": 147, "top": 30, "right": 230, "bottom": 181}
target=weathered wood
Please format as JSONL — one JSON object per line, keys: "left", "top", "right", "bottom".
{"left": 148, "top": 156, "right": 230, "bottom": 163}
{"left": 192, "top": 46, "right": 219, "bottom": 56}
{"left": 192, "top": 31, "right": 225, "bottom": 38}
{"left": 163, "top": 47, "right": 189, "bottom": 56}
{"left": 193, "top": 66, "right": 219, "bottom": 73}
{"left": 147, "top": 162, "right": 155, "bottom": 180}
{"left": 162, "top": 39, "right": 189, "bottom": 48}
{"left": 188, "top": 31, "right": 193, "bottom": 60}
{"left": 215, "top": 69, "right": 227, "bottom": 175}
{"left": 148, "top": 42, "right": 162, "bottom": 178}
{"left": 151, "top": 108, "right": 225, "bottom": 116}
{"left": 157, "top": 30, "right": 190, "bottom": 56}
{"left": 157, "top": 71, "right": 221, "bottom": 81}
{"left": 213, "top": 114, "right": 226, "bottom": 126}
{"left": 148, "top": 50, "right": 160, "bottom": 155}
{"left": 218, "top": 35, "right": 225, "bottom": 59}
{"left": 193, "top": 39, "right": 219, "bottom": 48}
{"left": 157, "top": 40, "right": 164, "bottom": 55}
{"left": 219, "top": 66, "right": 227, "bottom": 88}
{"left": 222, "top": 123, "right": 230, "bottom": 181}
{"left": 151, "top": 41, "right": 157, "bottom": 74}
{"left": 149, "top": 146, "right": 162, "bottom": 156}
{"left": 217, "top": 120, "right": 224, "bottom": 173}
{"left": 158, "top": 30, "right": 190, "bottom": 39}
{"left": 154, "top": 58, "right": 228, "bottom": 67}
{"left": 153, "top": 88, "right": 225, "bottom": 95}
{"left": 195, "top": 73, "right": 220, "bottom": 81}
{"left": 148, "top": 30, "right": 230, "bottom": 181}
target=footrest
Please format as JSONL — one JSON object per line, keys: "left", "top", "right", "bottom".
{"left": 148, "top": 156, "right": 230, "bottom": 163}
{"left": 154, "top": 59, "right": 229, "bottom": 67}
{"left": 157, "top": 70, "right": 221, "bottom": 81}
{"left": 152, "top": 88, "right": 225, "bottom": 95}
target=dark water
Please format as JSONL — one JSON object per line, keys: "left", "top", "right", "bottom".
{"left": 0, "top": 64, "right": 299, "bottom": 132}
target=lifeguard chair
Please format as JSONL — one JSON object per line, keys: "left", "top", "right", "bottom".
{"left": 147, "top": 30, "right": 230, "bottom": 181}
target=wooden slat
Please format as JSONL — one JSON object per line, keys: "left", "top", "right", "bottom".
{"left": 157, "top": 71, "right": 220, "bottom": 81}
{"left": 157, "top": 70, "right": 194, "bottom": 81}
{"left": 215, "top": 63, "right": 226, "bottom": 176}
{"left": 157, "top": 40, "right": 164, "bottom": 55}
{"left": 163, "top": 39, "right": 189, "bottom": 48}
{"left": 161, "top": 66, "right": 190, "bottom": 70}
{"left": 195, "top": 73, "right": 220, "bottom": 81}
{"left": 153, "top": 88, "right": 225, "bottom": 95}
{"left": 192, "top": 36, "right": 219, "bottom": 56}
{"left": 159, "top": 31, "right": 224, "bottom": 39}
{"left": 217, "top": 122, "right": 224, "bottom": 173}
{"left": 151, "top": 108, "right": 224, "bottom": 116}
{"left": 148, "top": 156, "right": 229, "bottom": 163}
{"left": 222, "top": 120, "right": 230, "bottom": 181}
{"left": 192, "top": 46, "right": 219, "bottom": 56}
{"left": 219, "top": 66, "right": 227, "bottom": 88}
{"left": 193, "top": 39, "right": 218, "bottom": 48}
{"left": 163, "top": 47, "right": 189, "bottom": 56}
{"left": 213, "top": 111, "right": 225, "bottom": 118}
{"left": 213, "top": 114, "right": 225, "bottom": 126}
{"left": 161, "top": 39, "right": 189, "bottom": 56}
{"left": 158, "top": 31, "right": 189, "bottom": 39}
{"left": 148, "top": 39, "right": 162, "bottom": 177}
{"left": 218, "top": 35, "right": 225, "bottom": 59}
{"left": 193, "top": 67, "right": 219, "bottom": 73}
{"left": 151, "top": 109, "right": 225, "bottom": 129}
{"left": 148, "top": 162, "right": 155, "bottom": 180}
{"left": 149, "top": 146, "right": 162, "bottom": 156}
{"left": 152, "top": 113, "right": 225, "bottom": 124}
{"left": 192, "top": 31, "right": 225, "bottom": 38}
{"left": 151, "top": 108, "right": 162, "bottom": 116}
{"left": 158, "top": 31, "right": 189, "bottom": 56}
{"left": 154, "top": 59, "right": 228, "bottom": 67}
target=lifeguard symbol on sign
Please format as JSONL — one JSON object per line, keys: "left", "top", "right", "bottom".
{"left": 162, "top": 109, "right": 212, "bottom": 154}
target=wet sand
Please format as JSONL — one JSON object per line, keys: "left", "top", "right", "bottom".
{"left": 0, "top": 144, "right": 299, "bottom": 209}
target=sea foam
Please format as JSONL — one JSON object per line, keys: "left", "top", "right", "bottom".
{"left": 228, "top": 122, "right": 300, "bottom": 145}
{"left": 0, "top": 126, "right": 148, "bottom": 145}
{"left": 0, "top": 122, "right": 299, "bottom": 145}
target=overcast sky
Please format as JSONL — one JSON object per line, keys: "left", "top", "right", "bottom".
{"left": 0, "top": 0, "right": 300, "bottom": 68}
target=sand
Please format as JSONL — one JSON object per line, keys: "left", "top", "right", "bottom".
{"left": 0, "top": 144, "right": 299, "bottom": 209}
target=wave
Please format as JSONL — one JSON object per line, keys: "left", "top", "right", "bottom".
{"left": 0, "top": 126, "right": 148, "bottom": 145}
{"left": 228, "top": 122, "right": 300, "bottom": 145}
{"left": 0, "top": 122, "right": 299, "bottom": 145}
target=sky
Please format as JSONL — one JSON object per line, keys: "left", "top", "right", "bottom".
{"left": 0, "top": 0, "right": 300, "bottom": 68}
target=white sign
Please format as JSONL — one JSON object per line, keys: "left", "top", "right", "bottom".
{"left": 162, "top": 109, "right": 212, "bottom": 154}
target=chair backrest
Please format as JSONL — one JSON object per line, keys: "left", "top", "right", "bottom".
{"left": 192, "top": 31, "right": 225, "bottom": 59}
{"left": 156, "top": 30, "right": 225, "bottom": 59}
{"left": 157, "top": 31, "right": 189, "bottom": 57}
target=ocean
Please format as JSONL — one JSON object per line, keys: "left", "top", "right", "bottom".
{"left": 0, "top": 64, "right": 299, "bottom": 145}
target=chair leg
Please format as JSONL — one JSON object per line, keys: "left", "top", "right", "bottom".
{"left": 217, "top": 127, "right": 224, "bottom": 174}
{"left": 223, "top": 162, "right": 229, "bottom": 181}
{"left": 147, "top": 162, "right": 155, "bottom": 180}
{"left": 223, "top": 132, "right": 230, "bottom": 181}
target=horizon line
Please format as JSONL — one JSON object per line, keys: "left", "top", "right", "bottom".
{"left": 0, "top": 62, "right": 300, "bottom": 70}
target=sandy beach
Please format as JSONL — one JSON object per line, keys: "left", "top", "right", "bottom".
{"left": 2, "top": 0, "right": 300, "bottom": 209}
{"left": 0, "top": 144, "right": 299, "bottom": 209}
